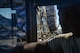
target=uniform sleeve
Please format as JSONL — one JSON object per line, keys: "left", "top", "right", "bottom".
{"left": 47, "top": 38, "right": 63, "bottom": 53}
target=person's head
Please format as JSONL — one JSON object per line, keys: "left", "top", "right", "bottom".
{"left": 59, "top": 6, "right": 80, "bottom": 36}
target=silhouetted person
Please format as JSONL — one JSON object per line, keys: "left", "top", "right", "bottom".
{"left": 13, "top": 0, "right": 80, "bottom": 53}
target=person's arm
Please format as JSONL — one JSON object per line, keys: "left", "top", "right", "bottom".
{"left": 13, "top": 32, "right": 73, "bottom": 53}
{"left": 13, "top": 41, "right": 53, "bottom": 53}
{"left": 13, "top": 37, "right": 62, "bottom": 53}
{"left": 14, "top": 37, "right": 62, "bottom": 53}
